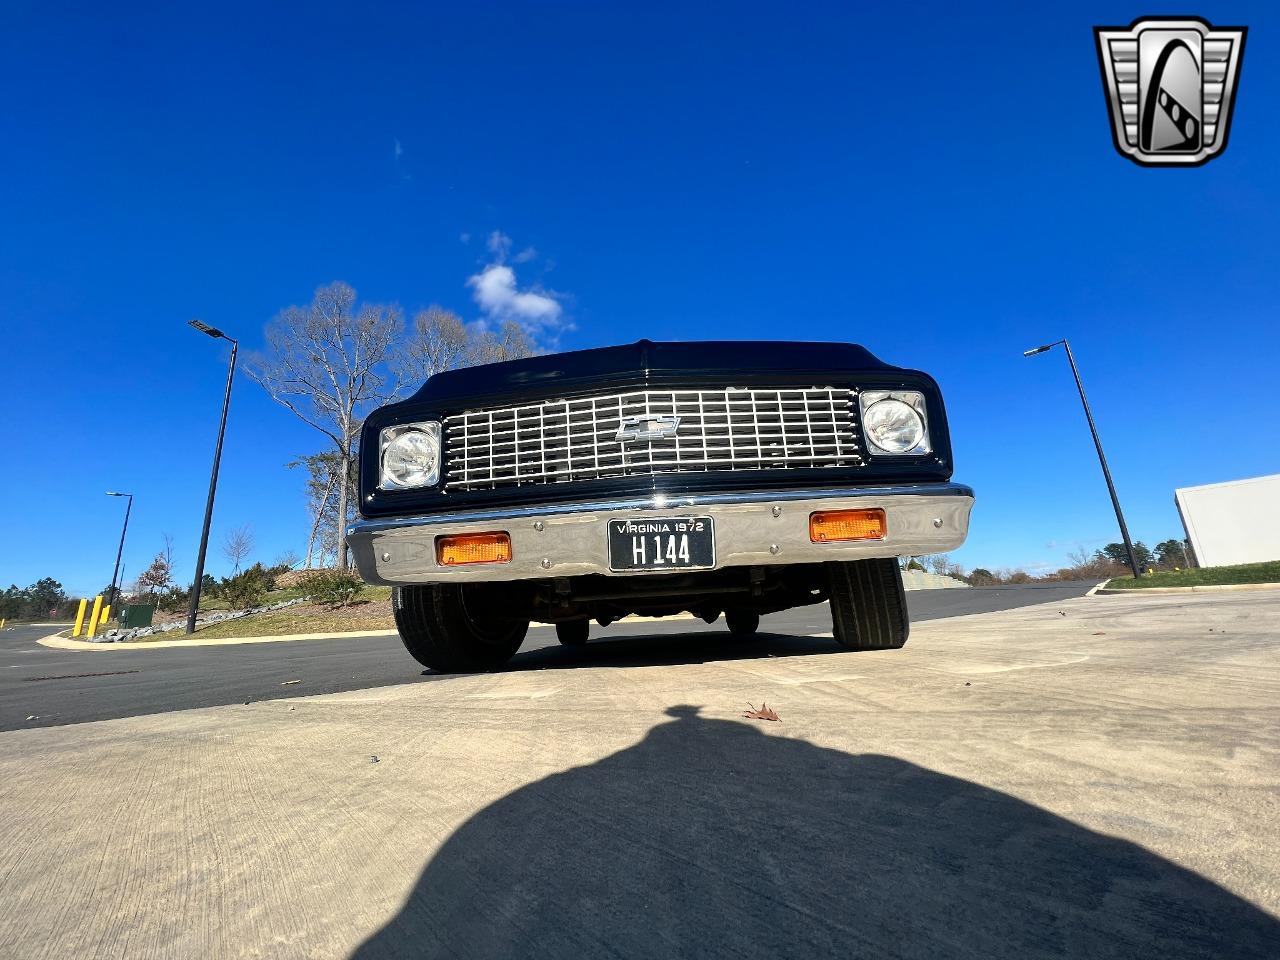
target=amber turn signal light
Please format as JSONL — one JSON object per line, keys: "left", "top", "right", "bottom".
{"left": 809, "top": 509, "right": 886, "bottom": 543}
{"left": 436, "top": 532, "right": 512, "bottom": 566}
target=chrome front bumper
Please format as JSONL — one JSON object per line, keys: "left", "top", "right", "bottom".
{"left": 347, "top": 483, "right": 974, "bottom": 585}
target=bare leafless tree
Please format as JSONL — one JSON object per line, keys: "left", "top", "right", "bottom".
{"left": 287, "top": 451, "right": 355, "bottom": 568}
{"left": 1065, "top": 547, "right": 1092, "bottom": 568}
{"left": 470, "top": 319, "right": 535, "bottom": 365}
{"left": 246, "top": 282, "right": 403, "bottom": 569}
{"left": 921, "top": 553, "right": 966, "bottom": 579}
{"left": 396, "top": 306, "right": 472, "bottom": 383}
{"left": 222, "top": 524, "right": 254, "bottom": 574}
{"left": 396, "top": 309, "right": 534, "bottom": 385}
{"left": 273, "top": 549, "right": 301, "bottom": 571}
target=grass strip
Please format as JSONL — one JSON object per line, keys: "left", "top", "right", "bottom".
{"left": 1103, "top": 560, "right": 1280, "bottom": 590}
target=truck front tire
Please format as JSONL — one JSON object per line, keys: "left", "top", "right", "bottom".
{"left": 827, "top": 558, "right": 909, "bottom": 650}
{"left": 393, "top": 584, "right": 528, "bottom": 673}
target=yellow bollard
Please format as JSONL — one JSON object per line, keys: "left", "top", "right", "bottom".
{"left": 86, "top": 595, "right": 104, "bottom": 639}
{"left": 101, "top": 604, "right": 111, "bottom": 624}
{"left": 73, "top": 598, "right": 88, "bottom": 636}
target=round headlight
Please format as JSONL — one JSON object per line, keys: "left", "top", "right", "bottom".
{"left": 863, "top": 399, "right": 926, "bottom": 454}
{"left": 381, "top": 426, "right": 441, "bottom": 488}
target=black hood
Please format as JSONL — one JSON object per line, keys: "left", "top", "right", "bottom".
{"left": 408, "top": 339, "right": 896, "bottom": 407}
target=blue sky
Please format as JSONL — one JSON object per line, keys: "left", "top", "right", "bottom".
{"left": 2, "top": 2, "right": 1277, "bottom": 596}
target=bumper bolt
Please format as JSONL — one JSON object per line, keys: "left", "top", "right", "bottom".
{"left": 769, "top": 544, "right": 780, "bottom": 555}
{"left": 381, "top": 552, "right": 391, "bottom": 562}
{"left": 533, "top": 520, "right": 545, "bottom": 532}
{"left": 932, "top": 518, "right": 943, "bottom": 528}
{"left": 541, "top": 558, "right": 552, "bottom": 569}
{"left": 771, "top": 505, "right": 782, "bottom": 518}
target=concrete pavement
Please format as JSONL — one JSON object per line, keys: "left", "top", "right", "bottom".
{"left": 1, "top": 588, "right": 1277, "bottom": 958}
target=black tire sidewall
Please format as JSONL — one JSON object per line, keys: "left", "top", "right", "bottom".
{"left": 827, "top": 558, "right": 909, "bottom": 650}
{"left": 394, "top": 584, "right": 527, "bottom": 673}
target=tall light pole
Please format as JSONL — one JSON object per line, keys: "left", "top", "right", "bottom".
{"left": 1024, "top": 339, "right": 1142, "bottom": 580}
{"left": 186, "top": 320, "right": 238, "bottom": 633}
{"left": 105, "top": 491, "right": 134, "bottom": 609}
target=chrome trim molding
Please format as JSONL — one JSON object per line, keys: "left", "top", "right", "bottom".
{"left": 348, "top": 483, "right": 974, "bottom": 586}
{"left": 350, "top": 483, "right": 973, "bottom": 536}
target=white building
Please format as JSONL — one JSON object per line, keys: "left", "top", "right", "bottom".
{"left": 1175, "top": 474, "right": 1280, "bottom": 568}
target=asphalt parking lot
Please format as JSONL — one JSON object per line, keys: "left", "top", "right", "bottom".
{"left": 1, "top": 587, "right": 1277, "bottom": 959}
{"left": 1, "top": 581, "right": 1091, "bottom": 730}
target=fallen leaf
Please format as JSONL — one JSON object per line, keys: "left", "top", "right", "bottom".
{"left": 1058, "top": 611, "right": 1066, "bottom": 617}
{"left": 25, "top": 715, "right": 37, "bottom": 721}
{"left": 281, "top": 680, "right": 302, "bottom": 686}
{"left": 1092, "top": 631, "right": 1106, "bottom": 636}
{"left": 743, "top": 702, "right": 781, "bottom": 722}
{"left": 370, "top": 755, "right": 380, "bottom": 763}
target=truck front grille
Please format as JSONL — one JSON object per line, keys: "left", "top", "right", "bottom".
{"left": 444, "top": 387, "right": 863, "bottom": 491}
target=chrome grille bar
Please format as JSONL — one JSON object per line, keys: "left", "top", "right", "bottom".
{"left": 444, "top": 387, "right": 863, "bottom": 491}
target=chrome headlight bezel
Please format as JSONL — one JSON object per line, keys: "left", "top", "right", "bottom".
{"left": 859, "top": 390, "right": 932, "bottom": 456}
{"left": 378, "top": 421, "right": 443, "bottom": 490}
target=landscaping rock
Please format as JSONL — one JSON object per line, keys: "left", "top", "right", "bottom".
{"left": 110, "top": 597, "right": 311, "bottom": 641}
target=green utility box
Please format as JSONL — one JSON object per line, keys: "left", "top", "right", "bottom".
{"left": 120, "top": 604, "right": 155, "bottom": 628}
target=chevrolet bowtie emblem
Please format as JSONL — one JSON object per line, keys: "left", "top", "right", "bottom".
{"left": 616, "top": 415, "right": 681, "bottom": 442}
{"left": 1095, "top": 17, "right": 1247, "bottom": 167}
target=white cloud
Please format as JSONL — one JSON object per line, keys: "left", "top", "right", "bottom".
{"left": 466, "top": 231, "right": 568, "bottom": 337}
{"left": 487, "top": 230, "right": 512, "bottom": 259}
{"left": 467, "top": 264, "right": 563, "bottom": 326}
{"left": 392, "top": 137, "right": 410, "bottom": 180}
{"left": 482, "top": 231, "right": 534, "bottom": 264}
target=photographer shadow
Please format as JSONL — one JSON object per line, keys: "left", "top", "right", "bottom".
{"left": 353, "top": 706, "right": 1277, "bottom": 959}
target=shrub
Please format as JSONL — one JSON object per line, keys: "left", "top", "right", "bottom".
{"left": 220, "top": 563, "right": 274, "bottom": 610}
{"left": 1054, "top": 556, "right": 1125, "bottom": 582}
{"left": 266, "top": 559, "right": 297, "bottom": 580}
{"left": 299, "top": 569, "right": 364, "bottom": 608}
{"left": 156, "top": 586, "right": 190, "bottom": 613}
{"left": 966, "top": 568, "right": 1000, "bottom": 586}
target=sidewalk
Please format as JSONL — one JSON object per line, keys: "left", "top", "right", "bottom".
{"left": 2, "top": 588, "right": 1277, "bottom": 958}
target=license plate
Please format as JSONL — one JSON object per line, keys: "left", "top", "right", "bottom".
{"left": 608, "top": 517, "right": 715, "bottom": 571}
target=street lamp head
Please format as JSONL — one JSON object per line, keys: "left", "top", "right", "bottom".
{"left": 1023, "top": 344, "right": 1055, "bottom": 357}
{"left": 105, "top": 491, "right": 130, "bottom": 497}
{"left": 188, "top": 319, "right": 226, "bottom": 340}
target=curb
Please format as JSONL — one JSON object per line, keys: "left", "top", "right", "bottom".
{"left": 1085, "top": 579, "right": 1112, "bottom": 597}
{"left": 36, "top": 611, "right": 701, "bottom": 652}
{"left": 1094, "top": 582, "right": 1280, "bottom": 596}
{"left": 38, "top": 629, "right": 401, "bottom": 652}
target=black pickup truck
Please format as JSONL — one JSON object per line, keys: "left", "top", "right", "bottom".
{"left": 348, "top": 340, "right": 973, "bottom": 672}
